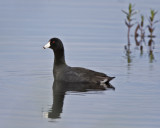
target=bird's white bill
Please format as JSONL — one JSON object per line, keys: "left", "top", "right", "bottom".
{"left": 43, "top": 42, "right": 50, "bottom": 49}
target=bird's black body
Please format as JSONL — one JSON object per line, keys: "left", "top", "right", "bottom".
{"left": 43, "top": 38, "right": 115, "bottom": 89}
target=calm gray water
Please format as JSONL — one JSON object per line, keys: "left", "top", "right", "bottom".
{"left": 0, "top": 0, "right": 160, "bottom": 128}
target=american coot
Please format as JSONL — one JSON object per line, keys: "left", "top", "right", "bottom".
{"left": 43, "top": 38, "right": 115, "bottom": 86}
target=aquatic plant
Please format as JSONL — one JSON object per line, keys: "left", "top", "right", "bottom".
{"left": 122, "top": 3, "right": 137, "bottom": 45}
{"left": 134, "top": 15, "right": 145, "bottom": 54}
{"left": 122, "top": 4, "right": 159, "bottom": 63}
{"left": 147, "top": 9, "right": 159, "bottom": 38}
{"left": 147, "top": 9, "right": 159, "bottom": 62}
{"left": 148, "top": 38, "right": 155, "bottom": 63}
{"left": 135, "top": 15, "right": 145, "bottom": 38}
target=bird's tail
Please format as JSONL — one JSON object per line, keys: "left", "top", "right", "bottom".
{"left": 100, "top": 76, "right": 115, "bottom": 85}
{"left": 107, "top": 76, "right": 115, "bottom": 83}
{"left": 100, "top": 77, "right": 115, "bottom": 90}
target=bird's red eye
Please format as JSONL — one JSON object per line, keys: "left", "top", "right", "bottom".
{"left": 52, "top": 41, "right": 55, "bottom": 43}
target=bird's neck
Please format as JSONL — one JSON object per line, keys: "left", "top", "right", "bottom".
{"left": 53, "top": 49, "right": 66, "bottom": 66}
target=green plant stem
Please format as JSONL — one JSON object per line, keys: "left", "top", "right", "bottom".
{"left": 128, "top": 27, "right": 131, "bottom": 46}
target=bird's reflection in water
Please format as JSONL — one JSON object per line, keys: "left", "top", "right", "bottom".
{"left": 44, "top": 81, "right": 115, "bottom": 119}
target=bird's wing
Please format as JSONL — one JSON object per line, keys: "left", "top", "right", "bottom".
{"left": 71, "top": 67, "right": 107, "bottom": 77}
{"left": 63, "top": 67, "right": 107, "bottom": 83}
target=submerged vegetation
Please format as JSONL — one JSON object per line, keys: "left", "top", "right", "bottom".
{"left": 122, "top": 3, "right": 159, "bottom": 63}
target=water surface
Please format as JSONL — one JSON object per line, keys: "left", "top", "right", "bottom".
{"left": 0, "top": 0, "right": 160, "bottom": 128}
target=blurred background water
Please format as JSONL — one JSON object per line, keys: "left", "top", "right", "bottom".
{"left": 0, "top": 0, "right": 160, "bottom": 128}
